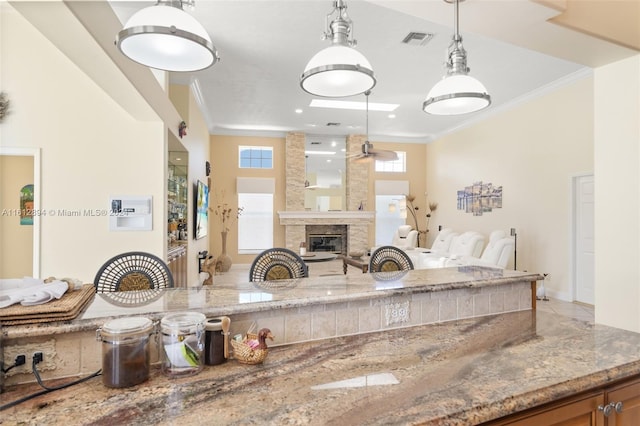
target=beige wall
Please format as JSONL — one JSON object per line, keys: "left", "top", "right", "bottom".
{"left": 0, "top": 156, "right": 33, "bottom": 277}
{"left": 209, "top": 135, "right": 286, "bottom": 265}
{"left": 0, "top": 5, "right": 209, "bottom": 284}
{"left": 594, "top": 55, "right": 640, "bottom": 332}
{"left": 426, "top": 75, "right": 594, "bottom": 298}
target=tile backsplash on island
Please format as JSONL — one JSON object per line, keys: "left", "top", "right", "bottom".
{"left": 231, "top": 282, "right": 532, "bottom": 345}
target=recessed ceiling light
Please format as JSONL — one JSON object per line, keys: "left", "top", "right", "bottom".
{"left": 388, "top": 114, "right": 396, "bottom": 119}
{"left": 331, "top": 141, "right": 337, "bottom": 147}
{"left": 295, "top": 108, "right": 303, "bottom": 114}
{"left": 310, "top": 99, "right": 399, "bottom": 112}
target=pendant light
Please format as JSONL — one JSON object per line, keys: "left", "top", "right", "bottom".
{"left": 423, "top": 0, "right": 490, "bottom": 115}
{"left": 116, "top": 0, "right": 219, "bottom": 72}
{"left": 300, "top": 0, "right": 376, "bottom": 98}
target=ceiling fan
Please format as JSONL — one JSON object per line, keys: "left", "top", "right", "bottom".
{"left": 350, "top": 90, "right": 399, "bottom": 163}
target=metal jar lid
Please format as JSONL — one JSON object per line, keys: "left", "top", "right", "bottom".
{"left": 98, "top": 316, "right": 154, "bottom": 341}
{"left": 161, "top": 312, "right": 206, "bottom": 334}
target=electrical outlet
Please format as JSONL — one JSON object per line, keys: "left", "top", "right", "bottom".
{"left": 4, "top": 341, "right": 56, "bottom": 376}
{"left": 15, "top": 354, "right": 26, "bottom": 367}
{"left": 33, "top": 351, "right": 44, "bottom": 365}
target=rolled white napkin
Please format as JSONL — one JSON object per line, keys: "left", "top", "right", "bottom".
{"left": 21, "top": 280, "right": 68, "bottom": 306}
{"left": 0, "top": 280, "right": 68, "bottom": 308}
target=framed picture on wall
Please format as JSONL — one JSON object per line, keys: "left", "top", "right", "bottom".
{"left": 20, "top": 184, "right": 34, "bottom": 226}
{"left": 194, "top": 180, "right": 209, "bottom": 240}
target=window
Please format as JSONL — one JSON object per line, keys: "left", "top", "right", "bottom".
{"left": 237, "top": 178, "right": 275, "bottom": 254}
{"left": 237, "top": 194, "right": 273, "bottom": 254}
{"left": 375, "top": 195, "right": 406, "bottom": 246}
{"left": 375, "top": 151, "right": 406, "bottom": 172}
{"left": 374, "top": 180, "right": 409, "bottom": 246}
{"left": 239, "top": 146, "right": 273, "bottom": 169}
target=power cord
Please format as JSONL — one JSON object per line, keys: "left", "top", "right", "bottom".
{"left": 0, "top": 353, "right": 101, "bottom": 411}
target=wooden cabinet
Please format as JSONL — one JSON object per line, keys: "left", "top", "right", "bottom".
{"left": 606, "top": 378, "right": 640, "bottom": 426}
{"left": 485, "top": 376, "right": 640, "bottom": 426}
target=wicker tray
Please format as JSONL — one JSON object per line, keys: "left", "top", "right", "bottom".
{"left": 0, "top": 284, "right": 95, "bottom": 325}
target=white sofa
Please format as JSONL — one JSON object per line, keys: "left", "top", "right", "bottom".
{"left": 417, "top": 230, "right": 516, "bottom": 269}
{"left": 462, "top": 234, "right": 514, "bottom": 268}
{"left": 417, "top": 230, "right": 486, "bottom": 269}
{"left": 448, "top": 231, "right": 485, "bottom": 258}
{"left": 429, "top": 228, "right": 457, "bottom": 254}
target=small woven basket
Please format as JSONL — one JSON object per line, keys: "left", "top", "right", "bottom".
{"left": 230, "top": 332, "right": 269, "bottom": 365}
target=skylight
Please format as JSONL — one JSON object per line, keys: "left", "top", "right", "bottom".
{"left": 310, "top": 99, "right": 399, "bottom": 112}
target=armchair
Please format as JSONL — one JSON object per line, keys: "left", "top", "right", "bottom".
{"left": 391, "top": 225, "right": 418, "bottom": 250}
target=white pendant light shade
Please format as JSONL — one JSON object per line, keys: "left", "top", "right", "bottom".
{"left": 300, "top": 0, "right": 375, "bottom": 98}
{"left": 423, "top": 74, "right": 490, "bottom": 115}
{"left": 116, "top": 4, "right": 218, "bottom": 72}
{"left": 423, "top": 0, "right": 490, "bottom": 115}
{"left": 301, "top": 45, "right": 375, "bottom": 98}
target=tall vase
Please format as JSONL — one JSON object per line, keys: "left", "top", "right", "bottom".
{"left": 216, "top": 231, "right": 233, "bottom": 273}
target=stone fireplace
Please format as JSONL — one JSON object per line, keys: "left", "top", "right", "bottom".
{"left": 280, "top": 132, "right": 372, "bottom": 254}
{"left": 278, "top": 211, "right": 373, "bottom": 255}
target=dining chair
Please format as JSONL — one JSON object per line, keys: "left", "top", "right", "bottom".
{"left": 249, "top": 248, "right": 309, "bottom": 282}
{"left": 369, "top": 246, "right": 414, "bottom": 273}
{"left": 94, "top": 251, "right": 174, "bottom": 292}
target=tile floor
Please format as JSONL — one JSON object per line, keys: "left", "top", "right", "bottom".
{"left": 213, "top": 259, "right": 595, "bottom": 323}
{"left": 535, "top": 297, "right": 594, "bottom": 323}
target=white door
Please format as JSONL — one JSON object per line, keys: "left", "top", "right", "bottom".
{"left": 575, "top": 175, "right": 595, "bottom": 305}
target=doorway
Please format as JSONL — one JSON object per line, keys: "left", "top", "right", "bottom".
{"left": 573, "top": 174, "right": 594, "bottom": 305}
{"left": 0, "top": 147, "right": 40, "bottom": 278}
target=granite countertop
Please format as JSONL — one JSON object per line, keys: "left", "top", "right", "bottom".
{"left": 2, "top": 267, "right": 541, "bottom": 339}
{"left": 3, "top": 310, "right": 640, "bottom": 425}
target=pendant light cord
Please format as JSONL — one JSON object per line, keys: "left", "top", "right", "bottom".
{"left": 454, "top": 0, "right": 460, "bottom": 41}
{"left": 365, "top": 90, "right": 370, "bottom": 140}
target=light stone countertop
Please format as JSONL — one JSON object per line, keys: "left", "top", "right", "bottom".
{"left": 2, "top": 266, "right": 541, "bottom": 340}
{"left": 2, "top": 309, "right": 640, "bottom": 425}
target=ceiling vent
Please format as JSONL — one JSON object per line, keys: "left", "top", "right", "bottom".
{"left": 311, "top": 141, "right": 321, "bottom": 145}
{"left": 402, "top": 32, "right": 435, "bottom": 46}
{"left": 326, "top": 122, "right": 341, "bottom": 127}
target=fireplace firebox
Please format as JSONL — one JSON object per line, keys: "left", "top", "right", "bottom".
{"left": 308, "top": 234, "right": 342, "bottom": 253}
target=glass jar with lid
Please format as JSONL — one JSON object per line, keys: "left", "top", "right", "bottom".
{"left": 97, "top": 316, "right": 155, "bottom": 388}
{"left": 160, "top": 311, "right": 206, "bottom": 377}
